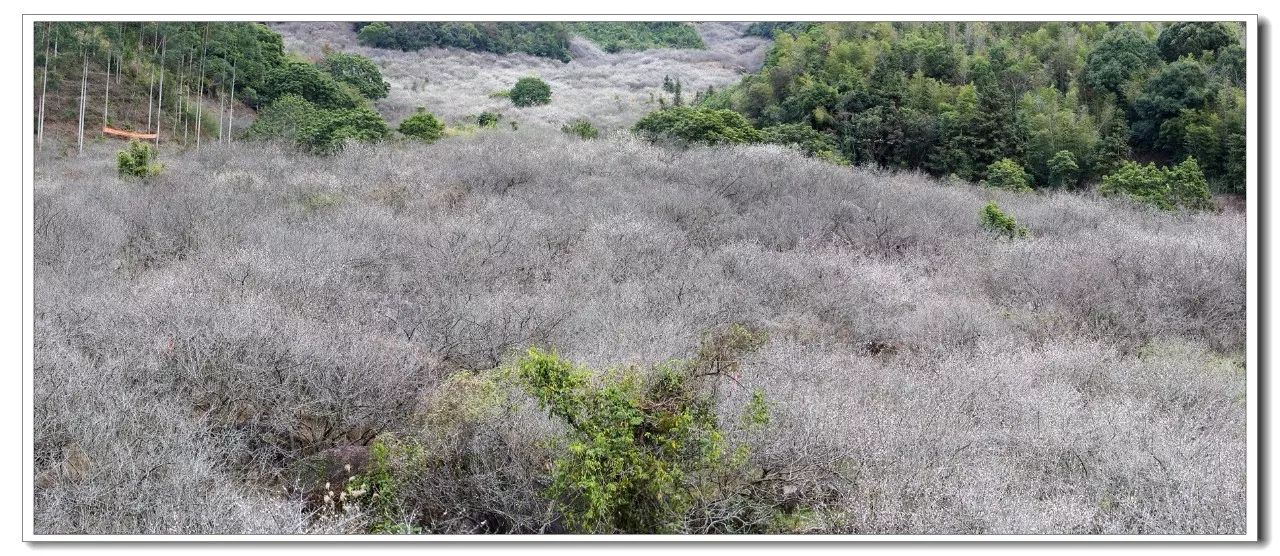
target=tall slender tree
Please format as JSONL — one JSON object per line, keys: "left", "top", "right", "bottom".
{"left": 196, "top": 23, "right": 209, "bottom": 150}
{"left": 102, "top": 47, "right": 111, "bottom": 132}
{"left": 155, "top": 36, "right": 166, "bottom": 145}
{"left": 77, "top": 47, "right": 88, "bottom": 155}
{"left": 37, "top": 23, "right": 52, "bottom": 152}
{"left": 227, "top": 60, "right": 236, "bottom": 143}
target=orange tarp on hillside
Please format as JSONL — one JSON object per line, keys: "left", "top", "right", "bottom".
{"left": 102, "top": 126, "right": 158, "bottom": 140}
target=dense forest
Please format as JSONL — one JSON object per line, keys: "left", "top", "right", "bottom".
{"left": 352, "top": 21, "right": 705, "bottom": 60}
{"left": 701, "top": 21, "right": 1246, "bottom": 194}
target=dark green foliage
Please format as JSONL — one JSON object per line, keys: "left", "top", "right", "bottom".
{"left": 1093, "top": 111, "right": 1135, "bottom": 178}
{"left": 398, "top": 111, "right": 444, "bottom": 143}
{"left": 1157, "top": 22, "right": 1238, "bottom": 62}
{"left": 707, "top": 21, "right": 1245, "bottom": 193}
{"left": 242, "top": 94, "right": 314, "bottom": 142}
{"left": 761, "top": 123, "right": 847, "bottom": 163}
{"left": 245, "top": 94, "right": 388, "bottom": 155}
{"left": 744, "top": 22, "right": 816, "bottom": 38}
{"left": 354, "top": 21, "right": 572, "bottom": 62}
{"left": 1083, "top": 25, "right": 1160, "bottom": 97}
{"left": 477, "top": 111, "right": 502, "bottom": 127}
{"left": 1100, "top": 157, "right": 1215, "bottom": 211}
{"left": 509, "top": 77, "right": 552, "bottom": 107}
{"left": 561, "top": 119, "right": 599, "bottom": 139}
{"left": 297, "top": 104, "right": 390, "bottom": 155}
{"left": 985, "top": 158, "right": 1032, "bottom": 191}
{"left": 569, "top": 22, "right": 704, "bottom": 53}
{"left": 116, "top": 141, "right": 163, "bottom": 178}
{"left": 1132, "top": 59, "right": 1213, "bottom": 148}
{"left": 980, "top": 201, "right": 1028, "bottom": 239}
{"left": 261, "top": 60, "right": 363, "bottom": 109}
{"left": 320, "top": 51, "right": 390, "bottom": 100}
{"left": 633, "top": 106, "right": 762, "bottom": 145}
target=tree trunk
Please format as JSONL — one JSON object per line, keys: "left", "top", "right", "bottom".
{"left": 78, "top": 50, "right": 87, "bottom": 156}
{"left": 102, "top": 49, "right": 111, "bottom": 133}
{"left": 217, "top": 86, "right": 226, "bottom": 144}
{"left": 196, "top": 23, "right": 209, "bottom": 151}
{"left": 227, "top": 61, "right": 236, "bottom": 143}
{"left": 155, "top": 38, "right": 165, "bottom": 145}
{"left": 37, "top": 23, "right": 52, "bottom": 153}
{"left": 147, "top": 24, "right": 159, "bottom": 131}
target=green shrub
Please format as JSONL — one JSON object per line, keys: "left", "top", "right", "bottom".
{"left": 116, "top": 141, "right": 163, "bottom": 179}
{"left": 980, "top": 201, "right": 1028, "bottom": 239}
{"left": 561, "top": 119, "right": 599, "bottom": 139}
{"left": 477, "top": 111, "right": 502, "bottom": 127}
{"left": 1100, "top": 157, "right": 1215, "bottom": 211}
{"left": 633, "top": 106, "right": 762, "bottom": 145}
{"left": 398, "top": 111, "right": 445, "bottom": 143}
{"left": 344, "top": 437, "right": 424, "bottom": 534}
{"left": 295, "top": 104, "right": 390, "bottom": 155}
{"left": 516, "top": 345, "right": 768, "bottom": 533}
{"left": 243, "top": 94, "right": 316, "bottom": 142}
{"left": 510, "top": 77, "right": 552, "bottom": 107}
{"left": 985, "top": 158, "right": 1033, "bottom": 191}
{"left": 246, "top": 93, "right": 391, "bottom": 155}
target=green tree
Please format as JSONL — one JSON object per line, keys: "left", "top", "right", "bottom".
{"left": 633, "top": 106, "right": 763, "bottom": 145}
{"left": 1047, "top": 150, "right": 1081, "bottom": 188}
{"left": 510, "top": 76, "right": 552, "bottom": 107}
{"left": 1082, "top": 25, "right": 1159, "bottom": 97}
{"left": 1132, "top": 59, "right": 1213, "bottom": 148}
{"left": 985, "top": 158, "right": 1032, "bottom": 191}
{"left": 261, "top": 60, "right": 362, "bottom": 109}
{"left": 1017, "top": 86, "right": 1097, "bottom": 185}
{"left": 356, "top": 22, "right": 394, "bottom": 48}
{"left": 1157, "top": 22, "right": 1237, "bottom": 62}
{"left": 296, "top": 104, "right": 390, "bottom": 154}
{"left": 398, "top": 110, "right": 444, "bottom": 142}
{"left": 321, "top": 51, "right": 390, "bottom": 100}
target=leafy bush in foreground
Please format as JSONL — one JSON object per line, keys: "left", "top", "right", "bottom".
{"left": 116, "top": 141, "right": 163, "bottom": 179}
{"left": 517, "top": 346, "right": 769, "bottom": 533}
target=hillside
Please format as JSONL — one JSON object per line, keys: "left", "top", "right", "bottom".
{"left": 33, "top": 131, "right": 1245, "bottom": 534}
{"left": 269, "top": 21, "right": 770, "bottom": 131}
{"left": 30, "top": 18, "right": 1250, "bottom": 537}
